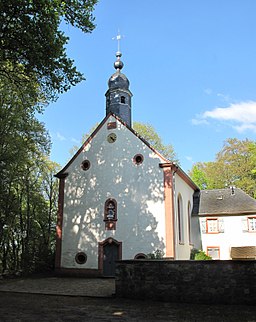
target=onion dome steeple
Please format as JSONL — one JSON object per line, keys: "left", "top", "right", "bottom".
{"left": 105, "top": 39, "right": 132, "bottom": 127}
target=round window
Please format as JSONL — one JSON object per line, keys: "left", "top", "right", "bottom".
{"left": 133, "top": 154, "right": 144, "bottom": 165}
{"left": 75, "top": 252, "right": 87, "bottom": 264}
{"left": 81, "top": 160, "right": 90, "bottom": 171}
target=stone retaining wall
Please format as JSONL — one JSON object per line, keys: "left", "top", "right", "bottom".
{"left": 115, "top": 260, "right": 256, "bottom": 305}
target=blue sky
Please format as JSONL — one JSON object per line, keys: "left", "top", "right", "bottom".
{"left": 38, "top": 0, "right": 256, "bottom": 172}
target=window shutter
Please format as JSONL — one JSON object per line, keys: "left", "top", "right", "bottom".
{"left": 242, "top": 217, "right": 248, "bottom": 232}
{"left": 201, "top": 218, "right": 206, "bottom": 234}
{"left": 218, "top": 218, "right": 225, "bottom": 233}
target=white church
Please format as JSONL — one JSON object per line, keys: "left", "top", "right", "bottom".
{"left": 55, "top": 49, "right": 256, "bottom": 276}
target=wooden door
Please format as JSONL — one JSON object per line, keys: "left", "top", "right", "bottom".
{"left": 103, "top": 243, "right": 119, "bottom": 277}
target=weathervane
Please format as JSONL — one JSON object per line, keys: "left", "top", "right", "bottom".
{"left": 112, "top": 30, "right": 124, "bottom": 52}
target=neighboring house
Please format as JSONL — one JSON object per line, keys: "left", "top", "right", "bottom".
{"left": 193, "top": 188, "right": 256, "bottom": 260}
{"left": 55, "top": 51, "right": 199, "bottom": 276}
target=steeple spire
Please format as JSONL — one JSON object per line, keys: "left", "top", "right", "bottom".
{"left": 114, "top": 51, "right": 124, "bottom": 71}
{"left": 105, "top": 36, "right": 133, "bottom": 127}
{"left": 112, "top": 31, "right": 124, "bottom": 71}
{"left": 112, "top": 30, "right": 123, "bottom": 53}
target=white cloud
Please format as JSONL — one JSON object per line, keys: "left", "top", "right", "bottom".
{"left": 193, "top": 101, "right": 256, "bottom": 133}
{"left": 216, "top": 93, "right": 231, "bottom": 102}
{"left": 233, "top": 123, "right": 256, "bottom": 133}
{"left": 56, "top": 132, "right": 66, "bottom": 141}
{"left": 191, "top": 117, "right": 209, "bottom": 126}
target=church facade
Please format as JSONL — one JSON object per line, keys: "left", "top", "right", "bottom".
{"left": 55, "top": 50, "right": 201, "bottom": 276}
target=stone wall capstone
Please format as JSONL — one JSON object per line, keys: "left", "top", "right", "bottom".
{"left": 115, "top": 260, "right": 256, "bottom": 305}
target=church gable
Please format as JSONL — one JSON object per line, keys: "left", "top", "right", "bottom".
{"left": 56, "top": 113, "right": 168, "bottom": 178}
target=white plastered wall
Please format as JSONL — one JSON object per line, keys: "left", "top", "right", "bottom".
{"left": 60, "top": 115, "right": 167, "bottom": 269}
{"left": 173, "top": 173, "right": 195, "bottom": 259}
{"left": 200, "top": 214, "right": 256, "bottom": 259}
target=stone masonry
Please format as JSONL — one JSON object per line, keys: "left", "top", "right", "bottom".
{"left": 115, "top": 260, "right": 256, "bottom": 305}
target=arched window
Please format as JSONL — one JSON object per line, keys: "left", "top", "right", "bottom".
{"left": 187, "top": 201, "right": 192, "bottom": 244}
{"left": 177, "top": 194, "right": 184, "bottom": 244}
{"left": 104, "top": 199, "right": 117, "bottom": 230}
{"left": 120, "top": 96, "right": 126, "bottom": 104}
{"left": 134, "top": 253, "right": 147, "bottom": 259}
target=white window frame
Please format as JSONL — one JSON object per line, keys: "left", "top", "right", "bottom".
{"left": 207, "top": 246, "right": 220, "bottom": 259}
{"left": 206, "top": 218, "right": 219, "bottom": 234}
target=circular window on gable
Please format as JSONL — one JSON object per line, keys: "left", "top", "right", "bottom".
{"left": 81, "top": 160, "right": 90, "bottom": 171}
{"left": 75, "top": 252, "right": 87, "bottom": 264}
{"left": 133, "top": 154, "right": 144, "bottom": 165}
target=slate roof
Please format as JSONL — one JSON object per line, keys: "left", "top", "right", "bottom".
{"left": 192, "top": 188, "right": 256, "bottom": 216}
{"left": 108, "top": 71, "right": 130, "bottom": 90}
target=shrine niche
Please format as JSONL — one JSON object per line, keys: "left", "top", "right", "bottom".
{"left": 104, "top": 199, "right": 117, "bottom": 230}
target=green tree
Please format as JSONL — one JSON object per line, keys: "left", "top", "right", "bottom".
{"left": 0, "top": 0, "right": 98, "bottom": 274}
{"left": 0, "top": 154, "right": 60, "bottom": 274}
{"left": 0, "top": 0, "right": 97, "bottom": 102}
{"left": 0, "top": 77, "right": 60, "bottom": 274}
{"left": 249, "top": 142, "right": 256, "bottom": 178}
{"left": 189, "top": 138, "right": 256, "bottom": 197}
{"left": 188, "top": 163, "right": 208, "bottom": 190}
{"left": 133, "top": 122, "right": 178, "bottom": 162}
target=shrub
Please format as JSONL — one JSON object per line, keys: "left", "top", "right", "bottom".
{"left": 190, "top": 248, "right": 212, "bottom": 260}
{"left": 147, "top": 249, "right": 164, "bottom": 259}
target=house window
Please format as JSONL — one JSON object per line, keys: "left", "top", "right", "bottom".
{"left": 248, "top": 217, "right": 256, "bottom": 232}
{"left": 201, "top": 218, "right": 224, "bottom": 234}
{"left": 206, "top": 218, "right": 218, "bottom": 233}
{"left": 207, "top": 247, "right": 220, "bottom": 260}
{"left": 120, "top": 96, "right": 126, "bottom": 104}
{"left": 104, "top": 199, "right": 117, "bottom": 230}
{"left": 178, "top": 194, "right": 184, "bottom": 244}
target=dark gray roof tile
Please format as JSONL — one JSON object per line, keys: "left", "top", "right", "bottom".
{"left": 192, "top": 188, "right": 256, "bottom": 216}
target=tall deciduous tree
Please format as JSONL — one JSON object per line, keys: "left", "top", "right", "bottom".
{"left": 0, "top": 0, "right": 97, "bottom": 274}
{"left": 133, "top": 122, "right": 178, "bottom": 162}
{"left": 0, "top": 67, "right": 60, "bottom": 274}
{"left": 0, "top": 0, "right": 97, "bottom": 102}
{"left": 189, "top": 138, "right": 256, "bottom": 197}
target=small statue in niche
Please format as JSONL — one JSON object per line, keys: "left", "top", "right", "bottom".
{"left": 104, "top": 199, "right": 117, "bottom": 230}
{"left": 106, "top": 201, "right": 115, "bottom": 220}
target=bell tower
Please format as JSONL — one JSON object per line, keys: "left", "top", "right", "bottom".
{"left": 105, "top": 49, "right": 133, "bottom": 127}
